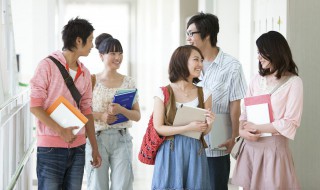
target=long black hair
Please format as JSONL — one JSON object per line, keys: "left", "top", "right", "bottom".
{"left": 256, "top": 31, "right": 298, "bottom": 79}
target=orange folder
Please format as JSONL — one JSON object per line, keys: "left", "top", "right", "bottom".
{"left": 47, "top": 96, "right": 88, "bottom": 134}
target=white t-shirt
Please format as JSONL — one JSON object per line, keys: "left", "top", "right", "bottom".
{"left": 154, "top": 86, "right": 211, "bottom": 108}
{"left": 69, "top": 69, "right": 77, "bottom": 80}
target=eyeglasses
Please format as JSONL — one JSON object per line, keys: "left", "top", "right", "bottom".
{"left": 186, "top": 30, "right": 201, "bottom": 37}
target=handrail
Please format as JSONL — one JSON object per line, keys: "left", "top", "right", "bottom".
{"left": 6, "top": 138, "right": 36, "bottom": 190}
{"left": 1, "top": 88, "right": 33, "bottom": 189}
{"left": 0, "top": 88, "right": 29, "bottom": 111}
{"left": 1, "top": 101, "right": 30, "bottom": 128}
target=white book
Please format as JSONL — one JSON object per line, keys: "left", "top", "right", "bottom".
{"left": 244, "top": 95, "right": 273, "bottom": 137}
{"left": 173, "top": 105, "right": 207, "bottom": 139}
{"left": 47, "top": 96, "right": 88, "bottom": 135}
{"left": 246, "top": 103, "right": 270, "bottom": 124}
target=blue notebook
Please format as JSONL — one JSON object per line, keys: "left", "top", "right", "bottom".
{"left": 110, "top": 88, "right": 137, "bottom": 125}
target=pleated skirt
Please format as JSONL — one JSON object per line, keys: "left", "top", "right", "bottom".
{"left": 232, "top": 135, "right": 300, "bottom": 190}
{"left": 151, "top": 135, "right": 211, "bottom": 190}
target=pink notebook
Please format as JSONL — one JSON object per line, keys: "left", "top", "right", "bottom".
{"left": 244, "top": 94, "right": 274, "bottom": 137}
{"left": 244, "top": 94, "right": 274, "bottom": 122}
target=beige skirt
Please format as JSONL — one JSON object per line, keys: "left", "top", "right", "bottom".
{"left": 231, "top": 135, "right": 300, "bottom": 190}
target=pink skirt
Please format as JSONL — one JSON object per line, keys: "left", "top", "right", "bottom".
{"left": 231, "top": 135, "right": 300, "bottom": 190}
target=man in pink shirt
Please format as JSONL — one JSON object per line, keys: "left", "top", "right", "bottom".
{"left": 30, "top": 17, "right": 101, "bottom": 190}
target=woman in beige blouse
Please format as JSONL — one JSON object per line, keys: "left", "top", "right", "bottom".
{"left": 85, "top": 33, "right": 141, "bottom": 190}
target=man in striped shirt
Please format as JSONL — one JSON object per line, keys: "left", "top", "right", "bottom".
{"left": 187, "top": 13, "right": 247, "bottom": 190}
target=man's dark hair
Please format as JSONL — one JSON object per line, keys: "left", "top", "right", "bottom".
{"left": 62, "top": 17, "right": 94, "bottom": 51}
{"left": 256, "top": 31, "right": 298, "bottom": 78}
{"left": 187, "top": 12, "right": 219, "bottom": 47}
{"left": 169, "top": 45, "right": 204, "bottom": 84}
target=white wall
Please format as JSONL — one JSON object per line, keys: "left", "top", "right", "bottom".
{"left": 252, "top": 0, "right": 287, "bottom": 78}
{"left": 11, "top": 0, "right": 57, "bottom": 85}
{"left": 1, "top": 0, "right": 19, "bottom": 104}
{"left": 0, "top": 0, "right": 5, "bottom": 104}
{"left": 215, "top": 0, "right": 240, "bottom": 59}
{"left": 62, "top": 3, "right": 130, "bottom": 75}
{"left": 135, "top": 0, "right": 180, "bottom": 112}
{"left": 239, "top": 0, "right": 253, "bottom": 83}
{"left": 287, "top": 0, "right": 320, "bottom": 189}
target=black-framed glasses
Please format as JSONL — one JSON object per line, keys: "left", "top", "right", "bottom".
{"left": 186, "top": 30, "right": 201, "bottom": 37}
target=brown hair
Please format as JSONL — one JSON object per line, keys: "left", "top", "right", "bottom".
{"left": 168, "top": 45, "right": 204, "bottom": 84}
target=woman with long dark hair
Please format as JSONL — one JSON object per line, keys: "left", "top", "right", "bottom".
{"left": 232, "top": 31, "right": 303, "bottom": 190}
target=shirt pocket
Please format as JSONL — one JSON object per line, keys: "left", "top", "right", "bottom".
{"left": 208, "top": 81, "right": 228, "bottom": 104}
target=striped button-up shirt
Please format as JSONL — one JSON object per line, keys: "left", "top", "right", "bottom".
{"left": 198, "top": 48, "right": 247, "bottom": 157}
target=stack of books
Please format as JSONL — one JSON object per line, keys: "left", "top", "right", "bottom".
{"left": 110, "top": 88, "right": 137, "bottom": 125}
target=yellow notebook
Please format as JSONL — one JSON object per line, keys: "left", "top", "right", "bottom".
{"left": 46, "top": 96, "right": 88, "bottom": 135}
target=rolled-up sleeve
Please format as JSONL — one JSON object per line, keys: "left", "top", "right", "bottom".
{"left": 79, "top": 70, "right": 93, "bottom": 115}
{"left": 30, "top": 61, "right": 50, "bottom": 107}
{"left": 272, "top": 78, "right": 303, "bottom": 140}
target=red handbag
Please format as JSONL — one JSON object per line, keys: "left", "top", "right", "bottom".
{"left": 138, "top": 86, "right": 170, "bottom": 165}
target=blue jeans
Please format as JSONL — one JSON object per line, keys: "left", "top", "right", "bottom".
{"left": 37, "top": 144, "right": 86, "bottom": 190}
{"left": 85, "top": 128, "right": 133, "bottom": 190}
{"left": 207, "top": 155, "right": 230, "bottom": 190}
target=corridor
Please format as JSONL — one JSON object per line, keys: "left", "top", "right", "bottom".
{"left": 1, "top": 0, "right": 319, "bottom": 189}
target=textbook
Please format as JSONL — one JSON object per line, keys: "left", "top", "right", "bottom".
{"left": 244, "top": 94, "right": 273, "bottom": 137}
{"left": 173, "top": 105, "right": 207, "bottom": 139}
{"left": 208, "top": 114, "right": 232, "bottom": 150}
{"left": 110, "top": 88, "right": 137, "bottom": 125}
{"left": 46, "top": 96, "right": 88, "bottom": 135}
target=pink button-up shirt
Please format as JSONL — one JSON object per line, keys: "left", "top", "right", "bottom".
{"left": 240, "top": 74, "right": 303, "bottom": 140}
{"left": 30, "top": 51, "right": 92, "bottom": 148}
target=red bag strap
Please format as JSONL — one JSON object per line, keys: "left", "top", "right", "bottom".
{"left": 160, "top": 85, "right": 170, "bottom": 105}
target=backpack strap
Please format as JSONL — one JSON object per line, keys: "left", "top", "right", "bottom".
{"left": 197, "top": 87, "right": 204, "bottom": 109}
{"left": 47, "top": 56, "right": 82, "bottom": 108}
{"left": 164, "top": 85, "right": 177, "bottom": 126}
{"left": 196, "top": 86, "right": 208, "bottom": 148}
{"left": 91, "top": 74, "right": 96, "bottom": 91}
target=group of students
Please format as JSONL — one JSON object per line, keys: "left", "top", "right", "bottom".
{"left": 30, "top": 12, "right": 303, "bottom": 190}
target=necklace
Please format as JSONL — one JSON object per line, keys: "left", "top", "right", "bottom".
{"left": 173, "top": 83, "right": 195, "bottom": 97}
